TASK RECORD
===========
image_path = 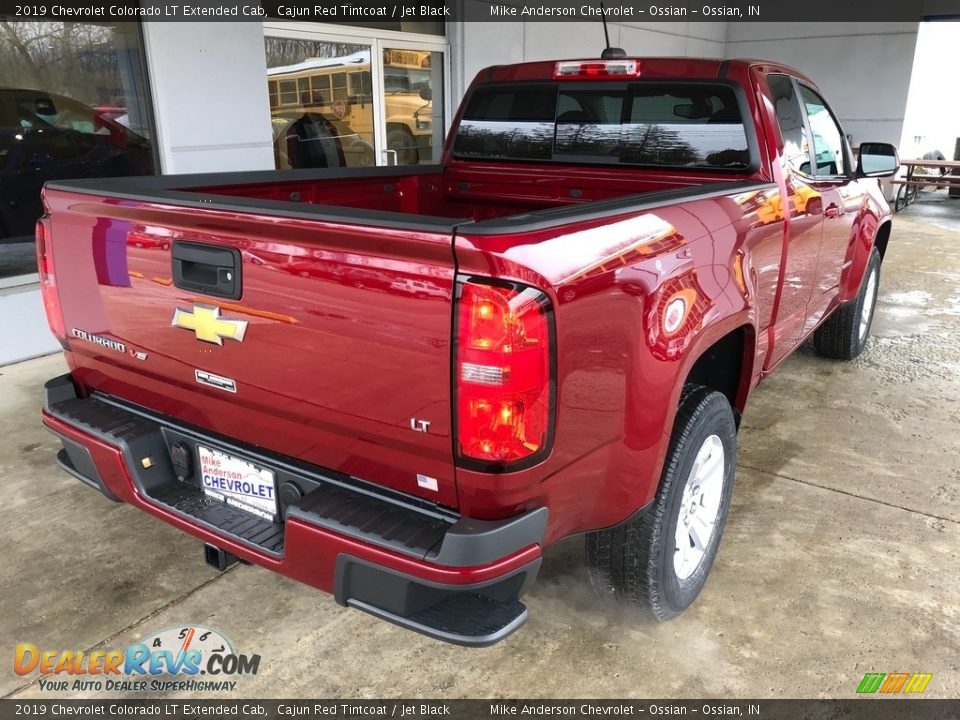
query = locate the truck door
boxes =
[795,83,865,334]
[763,73,825,369]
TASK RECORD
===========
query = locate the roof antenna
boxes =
[599,2,626,59]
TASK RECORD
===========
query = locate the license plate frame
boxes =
[198,445,278,522]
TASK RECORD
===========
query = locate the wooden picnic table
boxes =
[900,159,960,168]
[892,158,960,211]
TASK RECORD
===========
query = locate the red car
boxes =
[38,57,898,645]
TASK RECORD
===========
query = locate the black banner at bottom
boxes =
[1,700,958,720]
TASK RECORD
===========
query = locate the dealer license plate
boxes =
[198,445,278,522]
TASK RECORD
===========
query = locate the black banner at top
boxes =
[1,0,959,22]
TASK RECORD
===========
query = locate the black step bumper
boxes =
[42,373,546,646]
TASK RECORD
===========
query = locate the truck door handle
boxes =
[172,241,242,300]
[824,204,841,219]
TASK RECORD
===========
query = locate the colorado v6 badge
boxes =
[172,305,248,345]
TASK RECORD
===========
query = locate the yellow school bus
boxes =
[267,49,434,164]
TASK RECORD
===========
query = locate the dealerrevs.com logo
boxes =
[14,626,259,693]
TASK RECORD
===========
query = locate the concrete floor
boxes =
[2,201,959,699]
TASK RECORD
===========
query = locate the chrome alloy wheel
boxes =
[674,434,725,581]
[859,265,878,342]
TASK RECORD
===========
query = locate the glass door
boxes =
[264,32,379,170]
[378,43,445,166]
[264,27,448,169]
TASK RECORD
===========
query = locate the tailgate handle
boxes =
[172,242,242,300]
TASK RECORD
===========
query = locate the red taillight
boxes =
[455,277,554,469]
[554,59,641,79]
[36,218,66,344]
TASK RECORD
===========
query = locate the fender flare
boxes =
[841,215,890,304]
[679,314,758,403]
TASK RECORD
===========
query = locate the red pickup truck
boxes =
[39,57,898,646]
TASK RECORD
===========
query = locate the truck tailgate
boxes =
[43,188,459,509]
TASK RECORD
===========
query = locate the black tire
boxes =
[813,247,881,361]
[387,127,419,166]
[585,385,737,620]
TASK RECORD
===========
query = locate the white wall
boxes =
[142,22,275,174]
[725,22,920,147]
[0,286,59,366]
[900,21,960,159]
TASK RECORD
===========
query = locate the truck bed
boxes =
[48,164,765,232]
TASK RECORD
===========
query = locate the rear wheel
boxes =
[387,126,419,166]
[585,385,737,620]
[813,247,881,361]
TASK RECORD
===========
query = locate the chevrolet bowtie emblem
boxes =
[171,305,248,345]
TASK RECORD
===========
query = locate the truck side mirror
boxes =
[857,142,899,178]
[419,87,432,102]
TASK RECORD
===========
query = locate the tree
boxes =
[265,37,365,70]
[0,20,125,104]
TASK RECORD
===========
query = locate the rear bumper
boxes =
[42,373,545,646]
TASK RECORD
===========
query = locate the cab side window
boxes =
[799,85,847,177]
[766,74,813,177]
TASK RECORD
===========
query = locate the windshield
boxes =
[384,68,432,94]
[453,82,754,171]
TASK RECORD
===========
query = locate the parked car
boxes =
[94,105,127,122]
[38,57,898,646]
[0,89,152,245]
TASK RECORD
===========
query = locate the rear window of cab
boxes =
[453,82,754,171]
